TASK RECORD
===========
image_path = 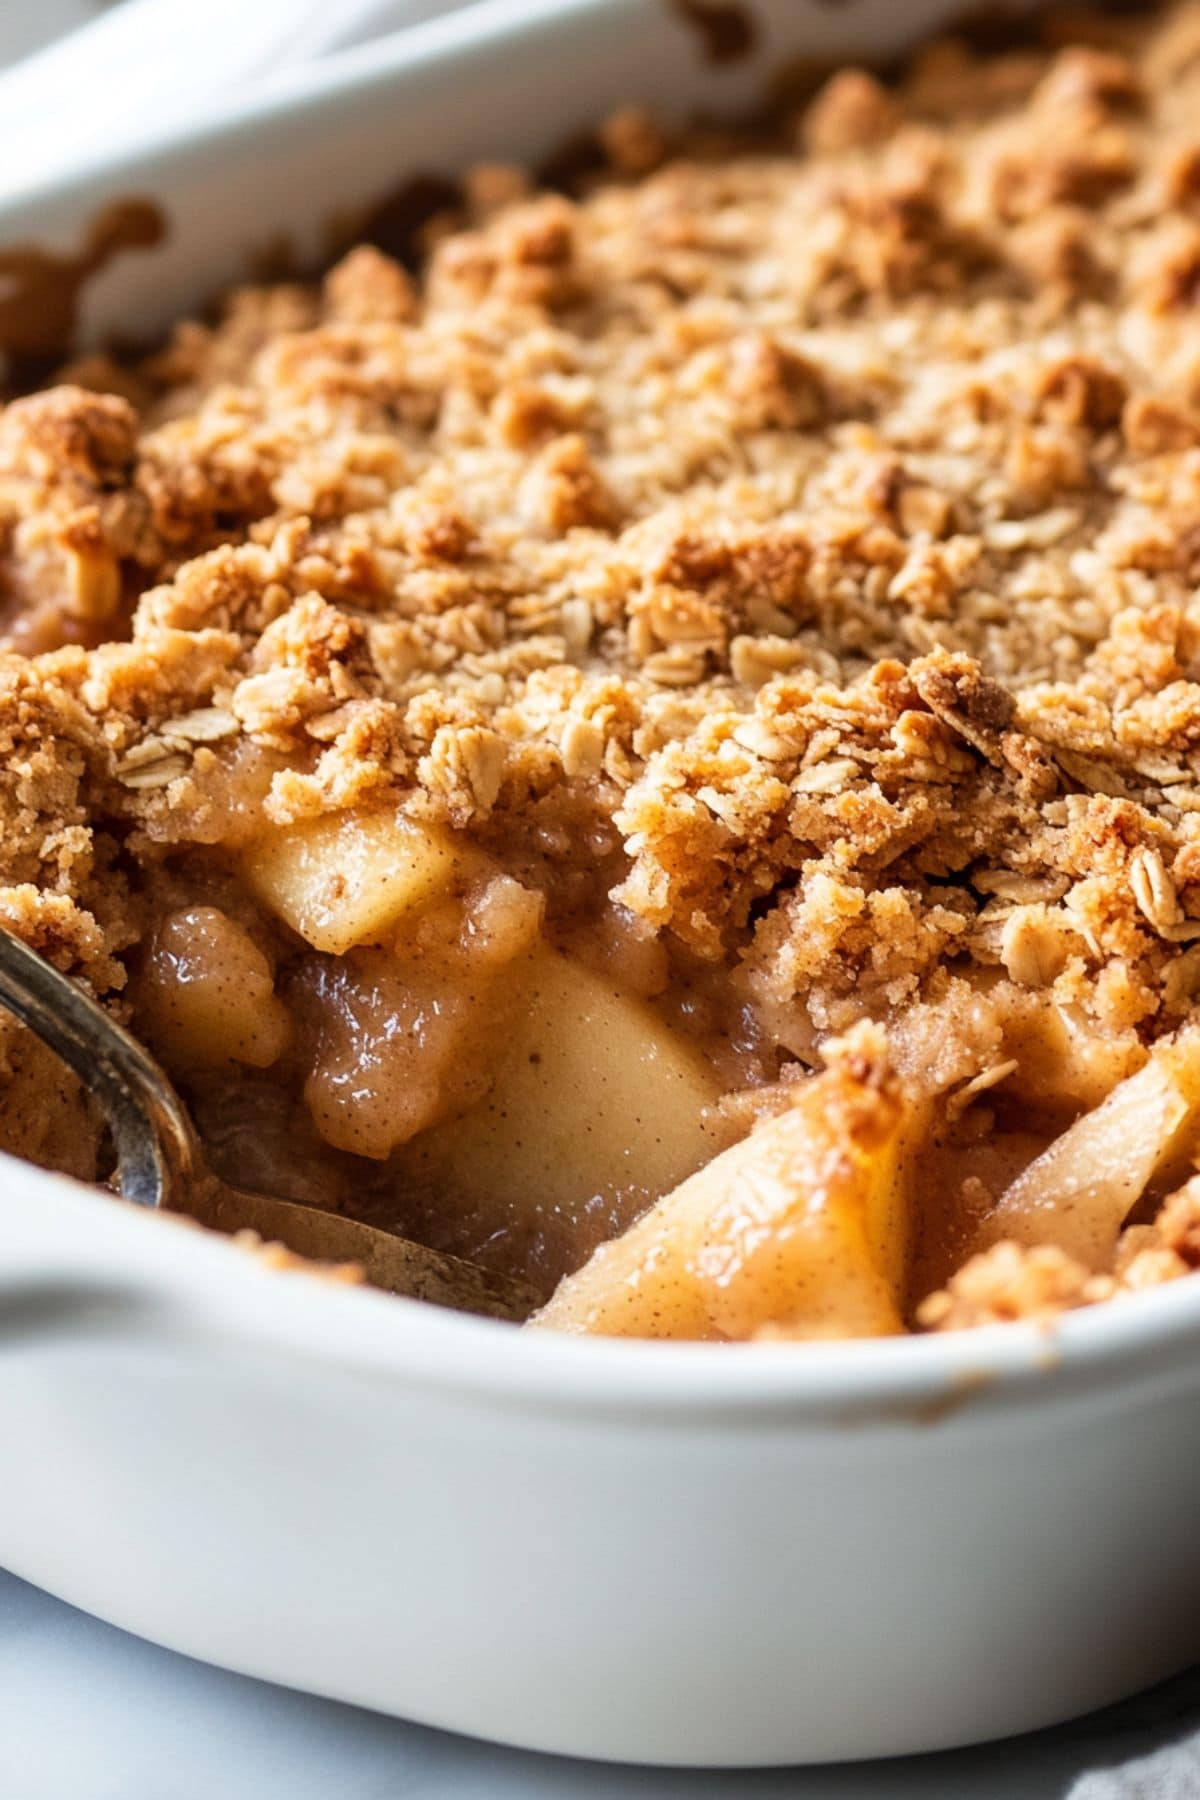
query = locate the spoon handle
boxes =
[0,926,196,1207]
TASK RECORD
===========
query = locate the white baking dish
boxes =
[2,0,1197,1769]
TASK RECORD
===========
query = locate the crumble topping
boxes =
[4,5,1200,1324]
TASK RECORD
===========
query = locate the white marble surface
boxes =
[1,1569,1198,1800]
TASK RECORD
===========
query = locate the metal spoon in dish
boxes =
[0,925,537,1323]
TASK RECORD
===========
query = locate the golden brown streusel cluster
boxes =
[6,4,1200,1325]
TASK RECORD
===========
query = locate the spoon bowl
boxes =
[0,924,537,1323]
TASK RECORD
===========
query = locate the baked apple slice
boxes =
[979,1024,1200,1269]
[245,809,467,954]
[533,1028,916,1340]
[397,945,724,1271]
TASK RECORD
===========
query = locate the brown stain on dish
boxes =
[538,131,610,197]
[357,174,465,266]
[835,1367,998,1429]
[0,198,165,385]
[244,233,302,286]
[668,0,758,65]
[765,1,1084,116]
[903,1368,996,1425]
[237,178,468,315]
[765,54,844,113]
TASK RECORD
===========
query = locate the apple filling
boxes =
[130,809,732,1298]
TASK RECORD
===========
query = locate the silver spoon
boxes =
[0,925,537,1323]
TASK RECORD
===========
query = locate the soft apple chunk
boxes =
[244,809,465,954]
[296,876,546,1161]
[137,907,291,1071]
[533,1031,914,1340]
[1000,995,1145,1116]
[980,1023,1200,1269]
[399,946,724,1274]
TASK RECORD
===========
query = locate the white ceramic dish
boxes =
[3,0,1199,1770]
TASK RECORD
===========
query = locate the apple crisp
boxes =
[6,4,1200,1336]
